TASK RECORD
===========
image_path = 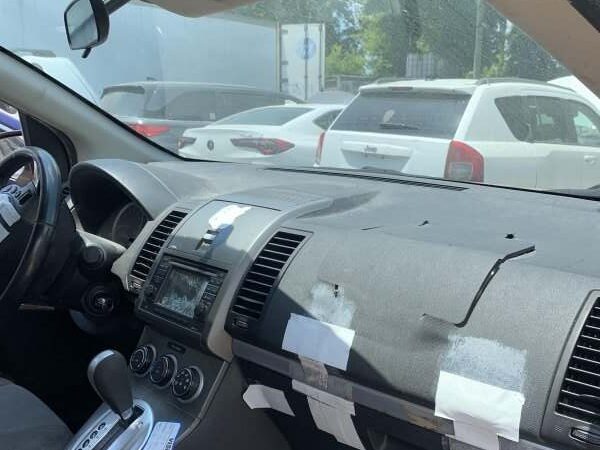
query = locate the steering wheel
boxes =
[0,147,62,307]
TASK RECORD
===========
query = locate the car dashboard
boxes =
[68,158,600,450]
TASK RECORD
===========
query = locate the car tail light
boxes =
[315,132,326,165]
[230,138,294,155]
[444,140,484,182]
[177,136,196,150]
[128,123,170,138]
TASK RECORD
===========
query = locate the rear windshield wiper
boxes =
[379,122,420,131]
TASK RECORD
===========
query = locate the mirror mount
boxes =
[64,0,110,58]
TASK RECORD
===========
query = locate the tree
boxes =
[359,0,421,78]
[238,0,568,82]
[325,43,365,76]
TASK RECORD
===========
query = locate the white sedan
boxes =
[177,104,344,166]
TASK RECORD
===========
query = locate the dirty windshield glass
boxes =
[2,0,600,191]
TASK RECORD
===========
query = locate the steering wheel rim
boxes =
[0,147,62,305]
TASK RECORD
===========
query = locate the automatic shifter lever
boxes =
[88,350,134,421]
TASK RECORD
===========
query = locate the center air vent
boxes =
[556,296,600,424]
[228,230,306,333]
[129,209,188,289]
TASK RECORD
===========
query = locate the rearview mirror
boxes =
[64,0,109,54]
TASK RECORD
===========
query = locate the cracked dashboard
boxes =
[71,158,600,450]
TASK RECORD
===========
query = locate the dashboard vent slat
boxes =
[129,209,188,289]
[557,297,600,424]
[229,230,306,331]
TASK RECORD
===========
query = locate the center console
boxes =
[138,255,227,340]
[96,193,325,450]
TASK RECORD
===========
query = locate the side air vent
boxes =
[229,230,306,332]
[556,297,600,424]
[130,209,188,288]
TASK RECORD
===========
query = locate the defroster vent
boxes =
[130,209,188,289]
[557,297,600,424]
[229,230,306,332]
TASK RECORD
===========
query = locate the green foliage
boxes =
[238,0,568,81]
[325,43,365,76]
[360,0,421,78]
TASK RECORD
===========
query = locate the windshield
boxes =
[3,0,600,192]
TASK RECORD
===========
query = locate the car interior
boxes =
[2,0,600,450]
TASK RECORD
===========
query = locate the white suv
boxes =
[317,78,600,190]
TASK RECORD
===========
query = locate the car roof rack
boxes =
[477,77,573,91]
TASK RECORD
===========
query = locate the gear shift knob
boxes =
[88,350,134,421]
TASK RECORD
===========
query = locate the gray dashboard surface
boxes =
[87,159,600,442]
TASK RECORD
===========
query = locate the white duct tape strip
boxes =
[282,313,355,370]
[0,195,20,227]
[435,371,525,450]
[208,204,251,231]
[293,380,365,450]
[243,384,295,416]
[0,223,8,244]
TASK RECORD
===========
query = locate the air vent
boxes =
[557,297,600,424]
[130,209,188,286]
[229,231,306,329]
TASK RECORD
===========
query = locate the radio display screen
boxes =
[156,267,209,319]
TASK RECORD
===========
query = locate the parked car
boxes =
[178,104,344,166]
[318,78,600,190]
[100,82,302,151]
[0,101,20,131]
[16,50,98,104]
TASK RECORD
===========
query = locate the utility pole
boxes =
[473,0,485,79]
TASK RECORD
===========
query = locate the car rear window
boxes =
[100,87,146,117]
[145,88,216,121]
[101,86,217,121]
[216,92,288,119]
[216,107,313,126]
[314,110,342,130]
[331,91,470,138]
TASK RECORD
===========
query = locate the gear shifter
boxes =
[87,350,134,421]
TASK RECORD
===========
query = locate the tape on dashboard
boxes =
[435,371,525,450]
[293,380,365,450]
[282,313,355,371]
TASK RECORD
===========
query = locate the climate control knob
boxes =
[172,366,203,402]
[129,345,156,375]
[149,354,177,387]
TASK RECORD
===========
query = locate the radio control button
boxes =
[149,354,177,387]
[172,367,203,402]
[129,345,156,375]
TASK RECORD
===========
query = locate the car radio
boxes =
[138,256,226,334]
